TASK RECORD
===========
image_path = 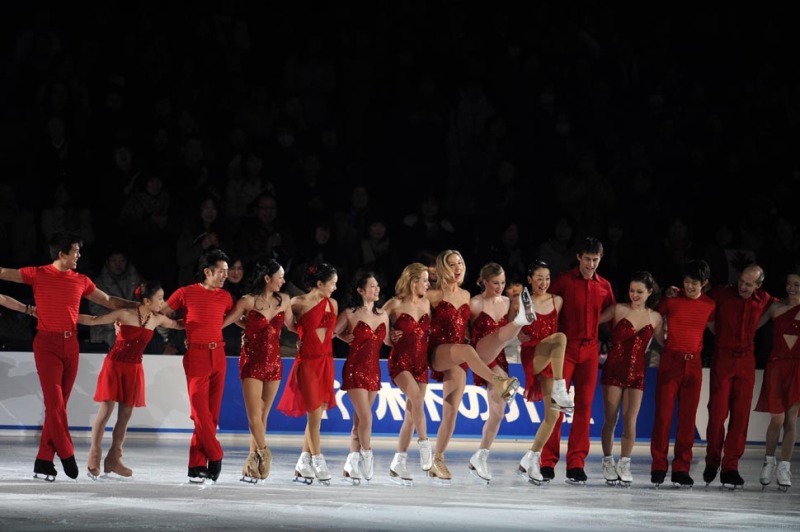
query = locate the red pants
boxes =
[183,345,227,467]
[541,340,598,470]
[705,349,755,472]
[33,332,79,461]
[650,349,702,473]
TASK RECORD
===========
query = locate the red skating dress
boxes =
[239,310,285,381]
[756,304,800,414]
[600,318,654,390]
[342,321,386,391]
[388,313,430,385]
[470,312,509,387]
[428,301,471,382]
[519,300,557,402]
[277,298,337,417]
[93,325,153,407]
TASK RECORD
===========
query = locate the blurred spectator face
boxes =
[145,175,163,196]
[368,220,387,240]
[256,196,278,224]
[555,217,572,242]
[200,199,218,224]
[421,197,438,219]
[502,223,519,247]
[351,186,369,209]
[152,127,169,151]
[114,146,133,171]
[228,260,244,284]
[107,252,128,276]
[244,154,263,177]
[315,223,331,244]
[183,138,204,165]
[276,127,294,148]
[47,116,66,143]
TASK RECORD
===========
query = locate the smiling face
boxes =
[483,271,506,297]
[628,281,652,307]
[445,252,465,286]
[266,266,286,292]
[527,267,551,296]
[59,243,81,271]
[736,267,762,299]
[204,261,229,289]
[228,260,244,284]
[682,276,705,299]
[358,276,381,304]
[317,274,338,298]
[413,270,430,298]
[786,274,800,298]
[145,289,166,312]
[577,252,602,280]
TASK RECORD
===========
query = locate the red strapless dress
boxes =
[756,304,800,413]
[388,313,430,385]
[519,306,557,402]
[470,312,509,387]
[601,318,654,390]
[239,310,285,381]
[342,321,386,391]
[93,324,153,407]
[428,301,470,382]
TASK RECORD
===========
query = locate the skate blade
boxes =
[604,479,620,486]
[341,474,362,486]
[549,403,574,414]
[617,481,632,488]
[388,473,413,487]
[426,472,452,485]
[316,479,331,486]
[102,472,133,481]
[672,483,693,489]
[33,473,56,483]
[503,380,520,403]
[565,479,586,486]
[187,476,209,485]
[240,475,259,484]
[777,485,791,492]
[468,467,491,485]
[720,484,743,491]
[293,476,314,485]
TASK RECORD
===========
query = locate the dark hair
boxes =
[48,232,83,261]
[348,270,381,314]
[576,236,603,256]
[248,259,284,307]
[198,248,230,274]
[526,259,549,276]
[629,271,658,308]
[682,259,711,284]
[134,280,163,301]
[303,262,337,290]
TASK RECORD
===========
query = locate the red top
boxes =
[296,297,336,358]
[20,264,96,332]
[108,325,155,363]
[166,283,233,343]
[708,285,776,355]
[657,294,716,353]
[549,267,615,342]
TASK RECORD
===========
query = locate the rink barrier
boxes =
[0,351,785,443]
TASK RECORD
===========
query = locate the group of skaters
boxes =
[0,232,798,492]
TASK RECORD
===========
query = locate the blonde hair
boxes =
[477,262,504,288]
[435,249,466,289]
[394,263,428,300]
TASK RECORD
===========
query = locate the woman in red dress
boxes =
[221,259,295,482]
[334,270,389,483]
[78,281,183,479]
[276,262,338,484]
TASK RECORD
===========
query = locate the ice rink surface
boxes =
[0,433,798,531]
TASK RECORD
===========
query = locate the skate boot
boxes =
[777,461,792,492]
[703,463,719,486]
[540,466,555,481]
[720,469,744,490]
[418,439,433,471]
[650,469,667,488]
[616,457,633,487]
[61,455,79,480]
[671,470,694,488]
[208,459,222,482]
[87,447,102,480]
[491,374,521,403]
[312,454,332,485]
[519,450,544,485]
[256,446,272,480]
[468,448,492,484]
[240,452,260,484]
[343,452,363,485]
[188,466,210,483]
[550,379,574,413]
[360,449,374,481]
[104,448,132,478]
[389,452,413,486]
[294,452,315,484]
[33,458,57,482]
[513,287,537,325]
[602,456,618,486]
[428,453,452,481]
[566,467,587,486]
[760,456,776,487]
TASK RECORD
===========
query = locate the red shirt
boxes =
[166,283,233,343]
[20,264,96,332]
[549,267,615,342]
[709,285,776,355]
[657,293,716,353]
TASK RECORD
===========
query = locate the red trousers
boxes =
[705,349,755,472]
[33,332,79,461]
[541,340,598,470]
[183,345,227,467]
[650,349,702,473]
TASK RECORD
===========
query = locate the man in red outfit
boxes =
[703,264,777,488]
[0,232,137,481]
[541,237,615,483]
[163,248,233,483]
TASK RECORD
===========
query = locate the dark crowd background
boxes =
[0,2,798,365]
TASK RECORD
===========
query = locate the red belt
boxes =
[38,330,76,338]
[186,341,225,350]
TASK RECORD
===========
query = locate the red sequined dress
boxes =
[600,318,654,390]
[93,325,154,407]
[756,304,800,413]
[519,299,557,402]
[277,298,337,417]
[428,301,470,382]
[388,313,430,385]
[342,321,386,391]
[239,310,285,381]
[470,312,509,387]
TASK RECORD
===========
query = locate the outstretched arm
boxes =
[85,287,138,310]
[0,293,34,316]
[78,309,128,326]
[0,267,23,283]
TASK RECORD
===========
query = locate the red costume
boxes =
[706,285,776,472]
[166,284,233,468]
[94,325,153,407]
[470,312,509,387]
[755,304,800,413]
[428,301,470,382]
[239,310,285,381]
[601,319,654,390]
[277,298,337,417]
[542,268,615,471]
[20,265,96,463]
[519,300,557,402]
[650,294,715,473]
[388,313,430,385]
[341,321,385,391]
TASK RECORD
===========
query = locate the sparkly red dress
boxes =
[756,304,800,413]
[428,301,471,382]
[277,298,337,417]
[520,299,557,402]
[342,321,386,391]
[388,313,430,385]
[470,312,509,387]
[600,319,654,390]
[93,325,153,407]
[239,310,285,381]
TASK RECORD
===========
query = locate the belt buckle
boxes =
[63,331,73,339]
[208,342,217,350]
[683,353,694,361]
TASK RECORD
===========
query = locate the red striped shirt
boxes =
[20,264,96,332]
[657,293,716,353]
[166,283,233,343]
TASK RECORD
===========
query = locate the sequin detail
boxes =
[755,304,800,413]
[388,313,430,384]
[428,301,470,382]
[239,310,285,381]
[470,312,509,387]
[342,321,386,391]
[520,305,558,402]
[601,319,654,390]
[108,325,154,364]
